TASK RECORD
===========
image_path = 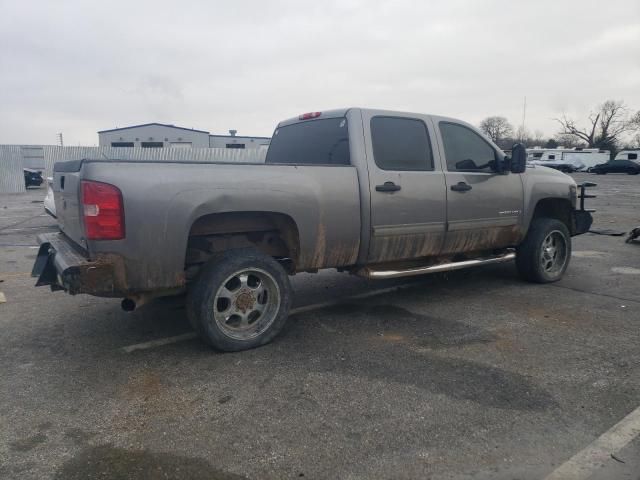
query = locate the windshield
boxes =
[265,118,350,165]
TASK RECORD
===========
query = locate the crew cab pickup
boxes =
[33,108,594,351]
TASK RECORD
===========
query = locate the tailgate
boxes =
[53,160,86,248]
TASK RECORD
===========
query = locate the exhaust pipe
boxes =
[121,293,156,312]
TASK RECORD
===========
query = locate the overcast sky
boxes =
[1,0,639,145]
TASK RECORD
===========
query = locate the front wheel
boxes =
[187,248,292,351]
[516,218,571,283]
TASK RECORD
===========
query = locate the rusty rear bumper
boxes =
[32,232,124,296]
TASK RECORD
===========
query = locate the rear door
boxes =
[362,112,447,263]
[434,120,524,254]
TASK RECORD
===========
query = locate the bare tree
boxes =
[479,116,513,144]
[630,110,640,142]
[555,100,634,150]
[514,125,529,143]
[553,133,586,148]
[533,130,545,145]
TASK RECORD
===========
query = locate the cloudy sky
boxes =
[1,0,639,145]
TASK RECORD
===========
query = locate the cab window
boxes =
[370,117,434,171]
[266,118,350,165]
[439,122,497,173]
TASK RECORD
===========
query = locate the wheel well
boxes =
[185,212,300,276]
[531,198,574,234]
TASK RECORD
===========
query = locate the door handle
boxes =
[450,182,472,192]
[376,182,401,192]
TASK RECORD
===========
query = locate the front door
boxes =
[433,120,524,254]
[364,113,447,263]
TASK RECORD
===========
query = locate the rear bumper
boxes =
[32,232,125,296]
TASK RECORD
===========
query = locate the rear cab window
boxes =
[370,116,434,171]
[266,118,350,165]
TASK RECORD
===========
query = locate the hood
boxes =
[525,164,575,182]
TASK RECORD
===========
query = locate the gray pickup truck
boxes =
[33,108,595,351]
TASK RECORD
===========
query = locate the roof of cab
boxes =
[276,108,354,127]
[276,107,473,128]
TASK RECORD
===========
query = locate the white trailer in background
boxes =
[614,150,639,161]
[527,148,610,172]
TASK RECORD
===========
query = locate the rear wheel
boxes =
[516,218,571,283]
[187,248,292,351]
[627,168,639,175]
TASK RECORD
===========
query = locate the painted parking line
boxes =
[288,283,417,316]
[122,332,198,353]
[544,405,640,480]
[0,272,31,278]
[121,282,418,353]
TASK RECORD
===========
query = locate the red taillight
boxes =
[81,180,125,240]
[298,111,322,120]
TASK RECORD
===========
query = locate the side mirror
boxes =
[509,143,527,174]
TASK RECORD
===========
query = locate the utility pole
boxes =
[57,133,64,147]
[520,96,527,141]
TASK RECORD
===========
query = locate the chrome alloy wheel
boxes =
[540,230,568,275]
[212,268,281,341]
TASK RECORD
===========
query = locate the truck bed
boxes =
[52,158,362,292]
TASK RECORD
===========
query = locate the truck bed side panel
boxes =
[81,161,361,291]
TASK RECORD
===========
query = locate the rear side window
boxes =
[629,153,638,160]
[440,122,497,172]
[266,118,350,165]
[370,117,433,171]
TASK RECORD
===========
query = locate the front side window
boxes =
[370,116,434,171]
[439,122,497,173]
[266,118,350,165]
[629,153,638,160]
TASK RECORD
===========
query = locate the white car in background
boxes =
[44,177,56,218]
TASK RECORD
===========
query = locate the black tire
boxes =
[187,248,292,351]
[627,168,639,175]
[516,218,571,283]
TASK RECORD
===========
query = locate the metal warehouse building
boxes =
[98,123,270,150]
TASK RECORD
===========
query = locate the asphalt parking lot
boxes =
[1,173,639,480]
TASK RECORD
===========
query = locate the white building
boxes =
[98,123,270,150]
[209,130,270,150]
